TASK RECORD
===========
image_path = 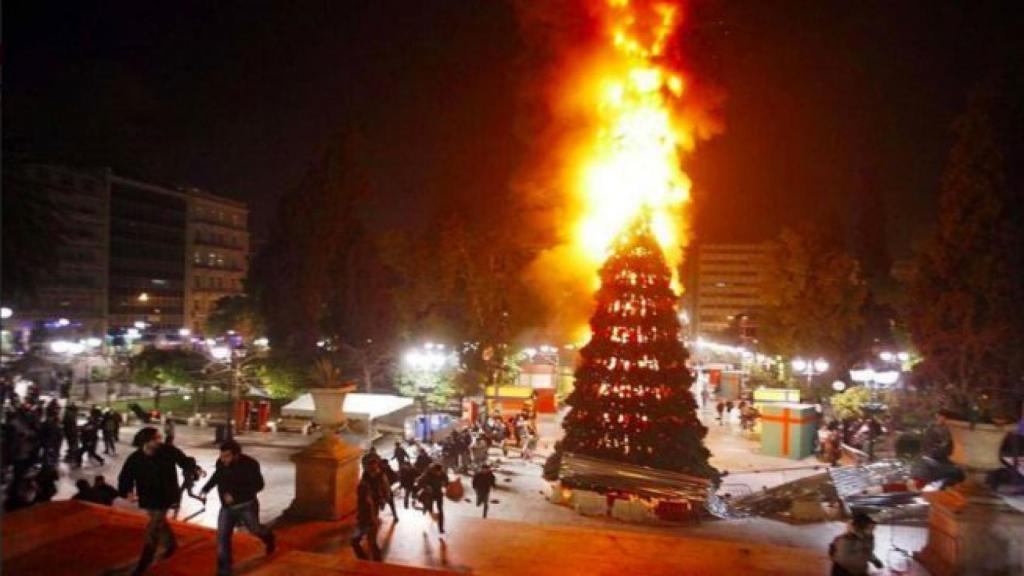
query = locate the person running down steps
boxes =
[118,427,205,576]
[472,464,497,518]
[200,439,276,576]
[417,462,449,534]
[351,453,386,561]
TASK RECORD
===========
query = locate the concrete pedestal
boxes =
[916,481,1024,575]
[286,433,363,520]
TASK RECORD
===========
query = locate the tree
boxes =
[830,386,871,421]
[759,227,869,370]
[557,218,717,479]
[907,74,1024,420]
[254,135,369,362]
[254,360,303,400]
[206,295,264,340]
[131,348,206,410]
[253,133,404,390]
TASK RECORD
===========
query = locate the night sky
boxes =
[5,1,1018,256]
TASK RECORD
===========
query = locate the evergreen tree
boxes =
[908,74,1024,415]
[558,217,717,479]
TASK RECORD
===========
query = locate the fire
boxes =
[571,0,694,277]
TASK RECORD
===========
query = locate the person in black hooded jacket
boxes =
[118,427,203,576]
[200,439,276,576]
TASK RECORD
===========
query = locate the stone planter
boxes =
[308,385,357,431]
[287,383,361,520]
[916,417,1023,575]
[947,418,1013,473]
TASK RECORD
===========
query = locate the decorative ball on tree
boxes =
[556,216,717,480]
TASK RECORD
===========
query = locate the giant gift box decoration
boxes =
[752,388,800,404]
[759,403,817,459]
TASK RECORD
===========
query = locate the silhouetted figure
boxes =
[378,457,399,519]
[80,417,105,465]
[102,409,121,455]
[72,479,95,502]
[392,441,410,467]
[472,464,497,518]
[92,475,118,506]
[399,462,417,509]
[351,454,384,561]
[417,463,449,534]
[63,404,80,465]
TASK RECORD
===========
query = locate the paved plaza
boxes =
[42,407,929,574]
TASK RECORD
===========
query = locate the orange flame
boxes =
[522,0,716,342]
[570,1,692,280]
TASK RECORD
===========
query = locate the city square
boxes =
[3,1,1023,575]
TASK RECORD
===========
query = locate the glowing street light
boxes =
[210,346,232,361]
[849,366,900,461]
[404,343,453,441]
[138,292,150,303]
[791,356,829,386]
[0,307,12,319]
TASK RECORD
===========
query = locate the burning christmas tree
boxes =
[554,215,716,481]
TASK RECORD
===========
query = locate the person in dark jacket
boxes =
[62,403,80,465]
[102,409,121,455]
[92,475,119,505]
[35,464,59,504]
[79,417,105,465]
[417,462,449,534]
[351,454,385,561]
[40,412,63,467]
[200,440,275,576]
[72,479,95,502]
[414,448,432,476]
[118,427,204,576]
[472,464,497,518]
[392,441,410,467]
[378,457,399,520]
[398,461,418,509]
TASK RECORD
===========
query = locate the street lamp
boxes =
[848,366,899,461]
[791,356,830,386]
[208,345,241,439]
[404,343,452,442]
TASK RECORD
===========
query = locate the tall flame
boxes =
[520,0,717,342]
[572,1,692,279]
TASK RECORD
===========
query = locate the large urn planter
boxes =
[947,418,1013,475]
[287,383,362,520]
[308,385,357,434]
[916,418,1024,576]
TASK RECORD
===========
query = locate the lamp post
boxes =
[848,366,899,461]
[404,343,450,442]
[791,357,830,387]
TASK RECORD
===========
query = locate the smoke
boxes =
[513,0,724,343]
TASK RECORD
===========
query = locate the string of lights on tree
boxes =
[560,216,717,479]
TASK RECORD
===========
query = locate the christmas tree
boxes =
[558,216,717,480]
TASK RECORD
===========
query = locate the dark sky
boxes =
[6,1,1017,256]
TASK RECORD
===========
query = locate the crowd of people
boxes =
[713,399,761,431]
[351,416,513,562]
[2,380,122,511]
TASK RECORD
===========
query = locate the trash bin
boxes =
[214,424,227,444]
